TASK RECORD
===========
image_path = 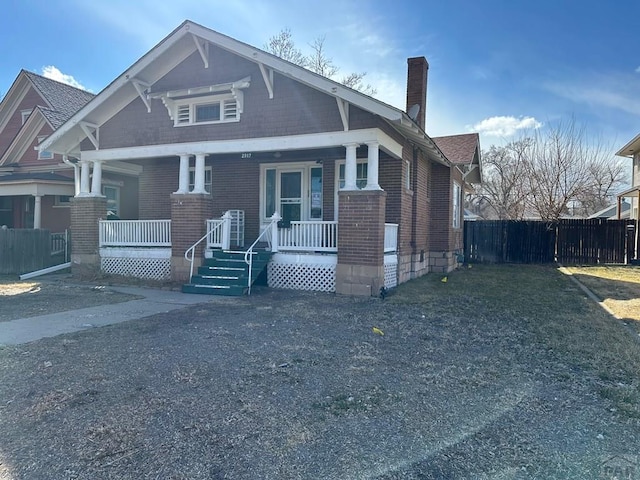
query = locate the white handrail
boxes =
[244,212,281,295]
[185,211,232,282]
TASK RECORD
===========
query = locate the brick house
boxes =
[40,20,482,295]
[0,71,94,230]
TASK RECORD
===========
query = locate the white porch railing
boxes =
[278,221,338,252]
[206,217,229,249]
[99,219,171,247]
[384,223,398,253]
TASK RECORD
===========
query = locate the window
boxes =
[37,136,53,160]
[404,159,411,190]
[174,95,239,126]
[54,195,72,207]
[338,162,368,189]
[102,185,120,218]
[188,166,212,194]
[21,109,31,125]
[452,182,461,229]
[0,197,11,227]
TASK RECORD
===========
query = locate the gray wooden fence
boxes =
[0,229,53,274]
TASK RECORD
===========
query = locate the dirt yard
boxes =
[0,265,639,479]
[0,274,143,323]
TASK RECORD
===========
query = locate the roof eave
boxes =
[41,20,408,155]
[616,132,640,157]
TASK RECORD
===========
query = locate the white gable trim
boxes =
[79,128,402,162]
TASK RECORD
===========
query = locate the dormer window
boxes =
[150,76,250,127]
[173,95,239,126]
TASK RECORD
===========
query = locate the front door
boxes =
[279,170,302,224]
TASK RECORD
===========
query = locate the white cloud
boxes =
[470,116,542,136]
[41,66,88,91]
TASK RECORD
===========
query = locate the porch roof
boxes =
[0,172,74,196]
[39,20,450,167]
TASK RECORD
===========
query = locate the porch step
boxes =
[183,248,272,296]
[182,283,246,296]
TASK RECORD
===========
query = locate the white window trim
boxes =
[404,159,412,191]
[453,181,461,229]
[21,109,31,125]
[173,93,240,127]
[259,162,320,225]
[37,136,53,160]
[188,166,212,194]
[334,158,368,219]
[53,195,72,208]
[102,185,120,217]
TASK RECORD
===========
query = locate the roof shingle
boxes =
[432,133,480,166]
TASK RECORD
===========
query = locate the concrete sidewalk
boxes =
[0,286,219,346]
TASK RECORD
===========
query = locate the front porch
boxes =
[98,215,399,293]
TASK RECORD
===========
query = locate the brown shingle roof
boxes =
[432,133,479,166]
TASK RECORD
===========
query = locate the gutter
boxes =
[62,155,80,196]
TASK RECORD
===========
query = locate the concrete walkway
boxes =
[0,286,217,346]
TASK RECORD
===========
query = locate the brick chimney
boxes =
[406,56,429,130]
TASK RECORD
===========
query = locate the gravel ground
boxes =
[0,282,638,479]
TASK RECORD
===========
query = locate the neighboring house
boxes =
[588,201,630,219]
[616,134,640,221]
[40,20,481,296]
[0,70,94,230]
[432,133,482,223]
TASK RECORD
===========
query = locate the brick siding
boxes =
[70,196,107,255]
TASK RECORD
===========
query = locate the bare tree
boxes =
[475,140,530,219]
[265,29,377,96]
[474,119,627,221]
[524,119,627,221]
[263,28,306,66]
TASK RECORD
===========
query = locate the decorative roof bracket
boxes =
[79,122,99,150]
[192,33,209,68]
[258,63,274,99]
[131,79,152,113]
[336,98,349,131]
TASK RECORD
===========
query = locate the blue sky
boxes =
[1,0,639,154]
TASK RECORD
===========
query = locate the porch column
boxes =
[79,160,91,196]
[364,141,381,190]
[33,194,42,229]
[342,143,359,190]
[192,153,207,194]
[90,160,103,197]
[174,154,191,194]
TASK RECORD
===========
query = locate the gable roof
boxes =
[0,70,94,165]
[22,71,94,120]
[433,133,482,183]
[40,20,450,166]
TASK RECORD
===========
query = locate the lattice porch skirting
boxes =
[100,247,171,280]
[384,254,398,289]
[268,253,337,292]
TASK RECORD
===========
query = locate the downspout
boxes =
[62,155,80,196]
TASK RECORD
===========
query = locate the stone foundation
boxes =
[335,264,385,296]
[428,251,462,273]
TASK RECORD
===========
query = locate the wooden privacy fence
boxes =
[464,219,637,265]
[0,229,53,274]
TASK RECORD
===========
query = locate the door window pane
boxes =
[280,171,302,223]
[265,169,276,218]
[310,167,322,219]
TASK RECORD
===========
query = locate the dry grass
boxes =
[564,265,640,322]
[0,275,142,322]
[391,264,640,419]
